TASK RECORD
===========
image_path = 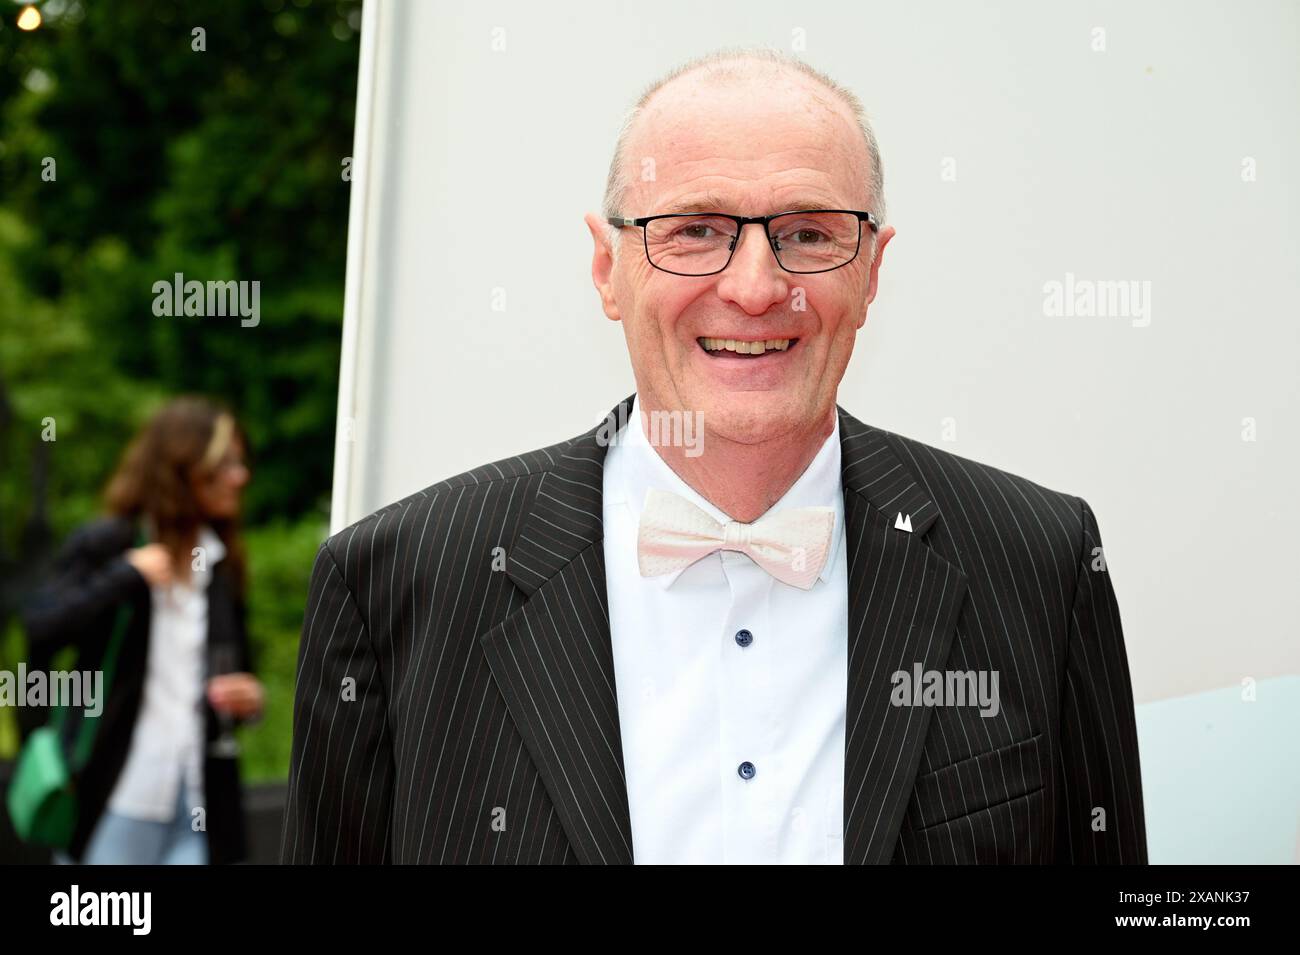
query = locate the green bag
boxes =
[6,600,132,848]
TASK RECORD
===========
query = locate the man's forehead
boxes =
[624,73,870,213]
[628,141,869,215]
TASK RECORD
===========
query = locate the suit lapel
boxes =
[836,406,969,863]
[478,396,635,864]
[479,394,967,865]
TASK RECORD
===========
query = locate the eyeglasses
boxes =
[195,453,249,484]
[606,209,879,276]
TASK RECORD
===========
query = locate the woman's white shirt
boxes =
[106,525,225,822]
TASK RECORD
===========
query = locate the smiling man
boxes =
[282,48,1147,865]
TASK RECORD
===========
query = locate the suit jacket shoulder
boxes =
[314,424,594,650]
[866,424,1095,595]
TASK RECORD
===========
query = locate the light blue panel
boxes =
[1135,675,1299,864]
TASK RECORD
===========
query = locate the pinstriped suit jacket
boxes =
[281,393,1147,864]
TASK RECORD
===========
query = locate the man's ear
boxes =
[859,224,896,327]
[584,212,622,322]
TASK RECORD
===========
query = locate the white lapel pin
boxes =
[894,512,913,533]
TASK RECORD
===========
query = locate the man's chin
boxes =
[694,397,804,447]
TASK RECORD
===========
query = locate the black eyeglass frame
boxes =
[606,209,880,276]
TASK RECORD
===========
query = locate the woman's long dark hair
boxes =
[101,396,249,597]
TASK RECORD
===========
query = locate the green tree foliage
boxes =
[0,0,362,778]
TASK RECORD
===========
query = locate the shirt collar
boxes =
[197,524,227,567]
[610,394,844,591]
[139,515,227,565]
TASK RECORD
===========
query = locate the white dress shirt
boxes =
[602,395,849,864]
[107,525,223,821]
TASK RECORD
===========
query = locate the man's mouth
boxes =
[697,337,799,358]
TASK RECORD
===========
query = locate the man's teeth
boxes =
[699,338,792,355]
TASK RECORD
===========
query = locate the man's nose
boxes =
[715,223,789,316]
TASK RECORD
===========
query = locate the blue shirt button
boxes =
[737,760,757,780]
[734,629,753,647]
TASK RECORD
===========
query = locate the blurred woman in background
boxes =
[22,396,263,864]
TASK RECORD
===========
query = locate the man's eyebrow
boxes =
[656,194,732,215]
[655,196,842,215]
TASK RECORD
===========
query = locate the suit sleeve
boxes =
[281,541,395,864]
[1054,498,1149,863]
[22,524,147,659]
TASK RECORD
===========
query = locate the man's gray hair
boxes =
[601,47,887,262]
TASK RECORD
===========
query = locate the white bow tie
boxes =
[636,488,835,590]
